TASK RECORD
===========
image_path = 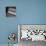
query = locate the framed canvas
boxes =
[18,24,46,42]
[6,6,16,17]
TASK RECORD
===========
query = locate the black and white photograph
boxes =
[6,6,16,17]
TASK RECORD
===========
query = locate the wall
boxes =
[0,0,18,44]
[16,0,46,24]
[0,0,46,44]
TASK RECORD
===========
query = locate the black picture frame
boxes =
[6,6,16,17]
